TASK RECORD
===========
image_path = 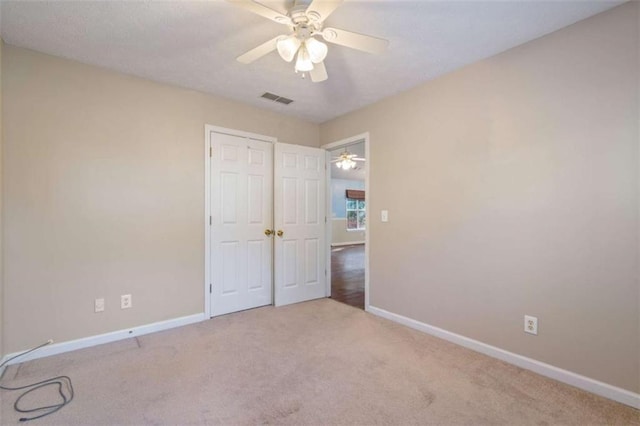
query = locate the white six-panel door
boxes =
[210,132,273,316]
[274,142,326,306]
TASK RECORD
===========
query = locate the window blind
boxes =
[345,189,365,200]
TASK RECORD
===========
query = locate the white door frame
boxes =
[204,124,277,318]
[321,132,371,310]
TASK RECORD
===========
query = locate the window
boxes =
[346,198,366,230]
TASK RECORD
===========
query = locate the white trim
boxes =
[364,134,370,310]
[204,126,212,318]
[205,125,277,144]
[331,241,365,247]
[325,150,333,297]
[321,132,370,309]
[204,125,277,318]
[367,305,640,409]
[1,313,206,367]
[322,132,369,151]
[0,357,9,378]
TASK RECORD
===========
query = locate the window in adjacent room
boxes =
[346,189,365,230]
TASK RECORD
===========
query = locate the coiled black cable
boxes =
[0,341,74,422]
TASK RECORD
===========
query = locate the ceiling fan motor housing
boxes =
[290,5,310,24]
[295,25,315,41]
[290,6,322,40]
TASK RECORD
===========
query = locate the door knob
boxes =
[264,229,274,236]
[277,230,284,237]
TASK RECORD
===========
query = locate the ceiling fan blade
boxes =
[227,0,292,25]
[305,0,343,23]
[353,158,366,161]
[309,60,328,82]
[322,27,388,54]
[237,36,281,64]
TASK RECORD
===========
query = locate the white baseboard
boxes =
[367,305,640,409]
[0,356,8,378]
[0,313,206,368]
[331,241,365,247]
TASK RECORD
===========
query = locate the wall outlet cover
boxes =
[524,315,538,335]
[121,294,132,309]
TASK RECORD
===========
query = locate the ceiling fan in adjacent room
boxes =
[228,0,389,82]
[331,150,365,170]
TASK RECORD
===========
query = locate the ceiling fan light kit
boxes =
[332,150,365,170]
[305,37,328,63]
[276,35,301,62]
[229,0,389,83]
[335,158,357,170]
[295,45,314,72]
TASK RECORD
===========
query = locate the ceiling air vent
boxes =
[260,92,294,105]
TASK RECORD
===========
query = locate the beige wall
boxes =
[2,46,319,353]
[331,219,364,246]
[321,3,639,393]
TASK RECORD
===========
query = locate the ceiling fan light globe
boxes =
[295,46,314,72]
[276,36,301,63]
[336,158,356,170]
[305,37,328,63]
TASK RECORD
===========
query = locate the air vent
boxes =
[260,92,294,105]
[261,92,279,101]
[275,97,293,105]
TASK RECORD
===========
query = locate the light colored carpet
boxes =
[1,299,638,425]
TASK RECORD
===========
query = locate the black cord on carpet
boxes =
[0,341,74,422]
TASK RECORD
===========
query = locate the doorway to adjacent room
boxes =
[323,135,369,310]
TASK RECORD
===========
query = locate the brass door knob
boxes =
[264,229,274,236]
[277,230,284,237]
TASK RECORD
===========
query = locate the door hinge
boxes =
[209,284,212,293]
[209,147,213,157]
[325,216,327,223]
[209,216,212,225]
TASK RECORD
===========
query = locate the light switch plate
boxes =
[381,210,389,222]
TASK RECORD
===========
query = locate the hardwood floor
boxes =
[330,244,365,310]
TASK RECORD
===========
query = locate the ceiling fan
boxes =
[228,0,389,82]
[331,150,365,170]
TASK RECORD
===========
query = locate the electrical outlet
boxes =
[121,294,132,309]
[524,315,538,335]
[94,298,105,313]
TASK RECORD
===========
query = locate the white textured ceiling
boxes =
[0,0,623,123]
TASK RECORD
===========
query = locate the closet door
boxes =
[210,132,273,316]
[273,142,327,306]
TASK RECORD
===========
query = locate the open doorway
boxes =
[324,137,367,310]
